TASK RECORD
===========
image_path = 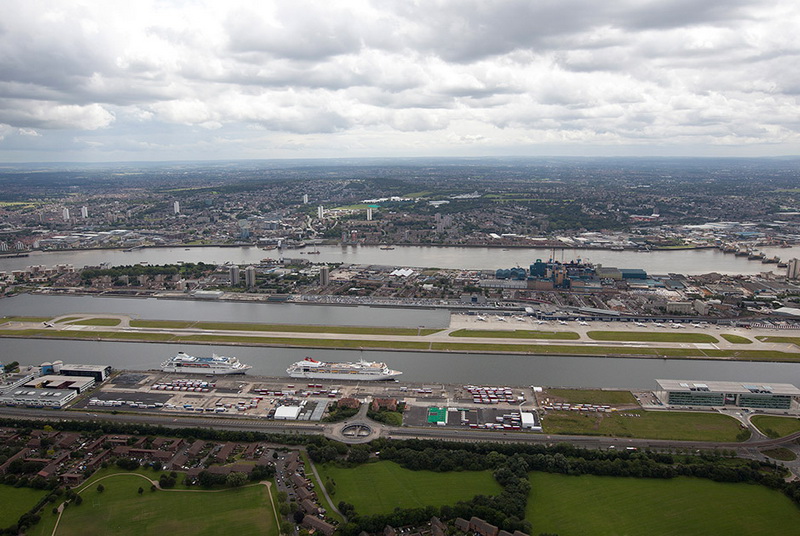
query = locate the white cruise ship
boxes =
[286,357,402,381]
[161,352,251,375]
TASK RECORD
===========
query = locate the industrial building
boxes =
[1,388,76,408]
[655,380,800,410]
[24,375,95,393]
[57,364,111,382]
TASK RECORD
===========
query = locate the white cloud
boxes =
[0,0,797,160]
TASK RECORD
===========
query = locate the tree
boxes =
[280,521,294,535]
[97,484,104,493]
[74,495,83,506]
[293,510,306,524]
[226,472,248,488]
[137,487,144,495]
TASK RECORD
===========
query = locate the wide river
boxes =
[1,244,798,275]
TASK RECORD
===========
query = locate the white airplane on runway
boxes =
[654,322,665,328]
[536,320,548,325]
[692,323,702,328]
[558,320,568,325]
[634,322,647,327]
[578,321,589,326]
[496,316,507,321]
[476,315,488,322]
[515,316,526,322]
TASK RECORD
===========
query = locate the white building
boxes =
[173,201,180,215]
[303,194,309,204]
[274,405,301,420]
[81,206,89,219]
[366,207,373,221]
[62,208,70,222]
[230,265,240,285]
[317,205,324,219]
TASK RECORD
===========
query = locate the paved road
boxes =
[3,406,799,454]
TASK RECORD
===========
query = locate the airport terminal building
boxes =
[656,380,800,410]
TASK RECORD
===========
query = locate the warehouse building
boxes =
[655,380,800,410]
[57,364,111,382]
[24,375,95,393]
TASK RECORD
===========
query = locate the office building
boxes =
[229,265,240,286]
[656,379,800,410]
[319,265,330,286]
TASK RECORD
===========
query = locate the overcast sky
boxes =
[1,0,798,162]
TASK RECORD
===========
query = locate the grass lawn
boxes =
[587,330,718,343]
[756,336,800,347]
[543,388,637,406]
[0,316,51,324]
[542,410,747,442]
[721,334,752,344]
[761,448,797,461]
[0,484,47,528]
[130,319,441,336]
[526,472,800,536]
[449,329,580,340]
[750,415,800,438]
[317,461,501,516]
[32,473,275,536]
[69,318,121,326]
[130,320,195,329]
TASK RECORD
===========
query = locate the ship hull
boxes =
[287,370,401,381]
[162,365,249,375]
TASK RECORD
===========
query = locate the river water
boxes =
[1,244,798,275]
[2,338,799,390]
[0,294,449,328]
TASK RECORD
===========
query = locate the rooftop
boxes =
[656,379,800,396]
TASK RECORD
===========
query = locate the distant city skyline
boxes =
[1,0,799,162]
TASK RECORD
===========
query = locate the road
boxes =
[3,406,799,457]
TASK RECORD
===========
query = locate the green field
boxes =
[130,319,440,336]
[0,484,47,528]
[526,472,800,536]
[751,415,800,438]
[69,318,121,326]
[316,461,502,516]
[543,388,637,406]
[0,316,51,324]
[30,473,275,536]
[449,329,580,340]
[757,336,800,347]
[542,410,747,441]
[587,330,718,343]
[721,334,752,344]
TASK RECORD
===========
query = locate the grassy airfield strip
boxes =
[542,388,638,406]
[130,319,442,336]
[449,328,580,340]
[587,330,719,343]
[721,333,753,344]
[526,472,800,536]
[3,319,800,362]
[317,461,502,516]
